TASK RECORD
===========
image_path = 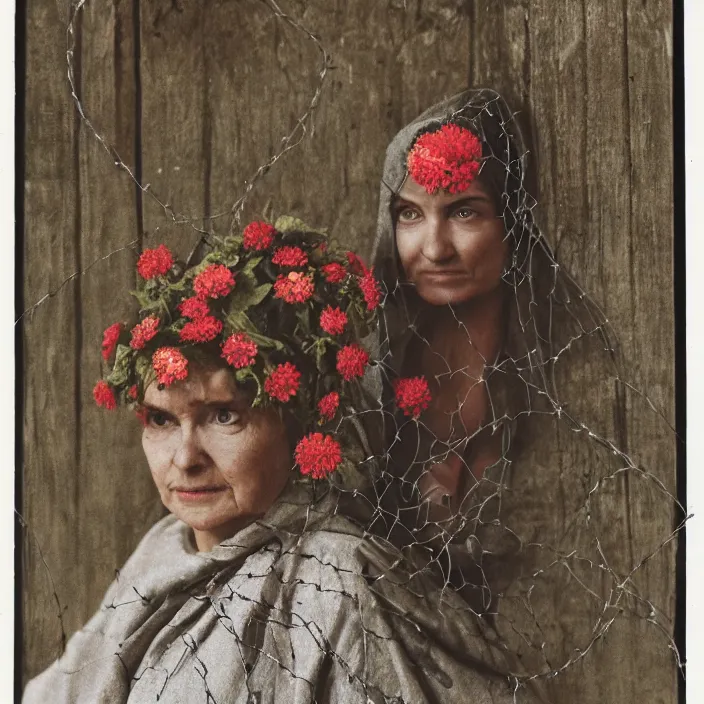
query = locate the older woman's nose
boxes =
[420,218,454,263]
[172,427,207,472]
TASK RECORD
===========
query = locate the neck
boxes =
[193,515,261,552]
[422,285,506,360]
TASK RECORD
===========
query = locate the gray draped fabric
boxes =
[24,483,541,703]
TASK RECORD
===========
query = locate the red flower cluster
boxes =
[130,316,160,350]
[407,123,482,195]
[101,322,122,361]
[243,221,276,251]
[295,432,342,479]
[318,391,340,422]
[221,332,258,369]
[137,244,174,280]
[273,272,315,304]
[193,264,235,300]
[358,270,382,310]
[336,344,370,381]
[321,262,347,284]
[394,376,432,418]
[179,315,223,343]
[93,380,116,410]
[319,306,348,336]
[346,251,368,276]
[264,362,301,402]
[272,246,308,268]
[178,296,210,320]
[152,347,189,387]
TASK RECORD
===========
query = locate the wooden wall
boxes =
[21,0,676,700]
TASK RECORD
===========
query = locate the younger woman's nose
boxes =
[420,218,455,263]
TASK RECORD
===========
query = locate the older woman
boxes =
[23,218,540,703]
[369,89,676,695]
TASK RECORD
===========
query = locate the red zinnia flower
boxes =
[221,332,258,369]
[407,123,482,195]
[243,221,276,251]
[318,392,340,422]
[137,244,174,280]
[193,264,235,300]
[271,246,308,268]
[295,433,342,479]
[321,262,347,284]
[346,251,369,276]
[179,315,223,343]
[152,347,189,387]
[93,380,117,410]
[130,316,160,350]
[357,269,382,310]
[273,272,315,304]
[320,306,348,336]
[336,344,370,381]
[178,296,210,320]
[394,376,432,418]
[264,362,301,402]
[101,322,122,361]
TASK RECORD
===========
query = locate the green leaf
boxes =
[274,215,328,237]
[225,311,283,350]
[106,344,133,388]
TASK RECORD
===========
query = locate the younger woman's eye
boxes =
[396,207,420,222]
[453,207,477,219]
[214,409,240,426]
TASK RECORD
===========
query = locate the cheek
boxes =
[456,225,507,273]
[395,228,421,277]
[142,433,173,494]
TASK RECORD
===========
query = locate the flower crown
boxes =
[406,122,482,195]
[94,217,431,481]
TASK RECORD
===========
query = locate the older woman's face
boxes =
[394,176,508,306]
[142,366,291,551]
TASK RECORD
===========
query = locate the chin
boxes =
[415,284,476,306]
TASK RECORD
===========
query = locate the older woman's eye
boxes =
[214,409,239,426]
[147,411,170,428]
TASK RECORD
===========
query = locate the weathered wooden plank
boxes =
[75,0,163,664]
[22,0,81,684]
[138,0,209,260]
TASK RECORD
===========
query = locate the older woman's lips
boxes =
[174,486,228,502]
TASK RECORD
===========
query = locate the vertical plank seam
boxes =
[202,11,212,231]
[133,0,144,244]
[620,0,636,572]
[72,5,83,520]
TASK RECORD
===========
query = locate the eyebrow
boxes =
[141,398,244,414]
[393,194,492,208]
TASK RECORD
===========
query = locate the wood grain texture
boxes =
[22,1,677,700]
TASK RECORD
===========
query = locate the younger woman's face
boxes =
[141,366,292,551]
[394,175,508,306]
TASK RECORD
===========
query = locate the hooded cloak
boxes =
[367,89,677,698]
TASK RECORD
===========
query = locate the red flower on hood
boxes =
[407,123,482,195]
